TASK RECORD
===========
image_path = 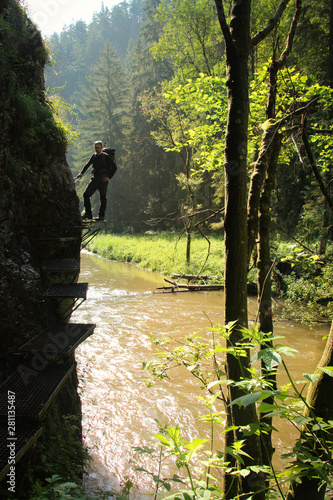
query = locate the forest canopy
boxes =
[45,0,333,248]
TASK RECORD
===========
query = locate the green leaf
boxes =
[303,373,321,383]
[256,348,282,369]
[153,434,170,446]
[257,402,280,413]
[292,416,312,426]
[206,379,232,389]
[229,392,262,408]
[185,438,209,451]
[319,366,333,377]
[276,345,298,357]
[220,425,239,434]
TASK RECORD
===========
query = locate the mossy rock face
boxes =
[0,0,83,351]
[0,1,85,496]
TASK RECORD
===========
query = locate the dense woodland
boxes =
[42,1,333,499]
[45,0,332,240]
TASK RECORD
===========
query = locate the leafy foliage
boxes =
[151,0,224,77]
[139,323,333,498]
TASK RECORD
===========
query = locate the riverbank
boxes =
[87,232,225,279]
[87,232,333,323]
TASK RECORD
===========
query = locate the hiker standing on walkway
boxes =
[75,140,117,221]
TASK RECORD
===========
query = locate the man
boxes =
[75,140,117,221]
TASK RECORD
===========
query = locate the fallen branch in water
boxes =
[156,278,224,293]
[155,278,258,294]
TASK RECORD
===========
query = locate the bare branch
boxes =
[276,0,302,69]
[214,0,233,48]
[302,115,333,211]
[308,128,333,136]
[146,208,224,227]
[251,0,292,48]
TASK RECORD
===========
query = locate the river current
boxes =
[72,251,329,498]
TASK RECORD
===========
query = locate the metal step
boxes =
[0,362,74,423]
[18,323,96,359]
[43,283,88,299]
[42,258,80,273]
[37,236,79,242]
[0,424,42,481]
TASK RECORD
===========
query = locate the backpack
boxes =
[102,147,116,162]
[102,147,117,179]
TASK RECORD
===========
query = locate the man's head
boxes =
[94,140,103,155]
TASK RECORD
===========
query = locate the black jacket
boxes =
[80,153,117,180]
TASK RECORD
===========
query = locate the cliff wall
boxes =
[0,0,82,372]
[0,0,86,495]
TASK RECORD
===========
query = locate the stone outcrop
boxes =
[0,0,81,376]
[0,0,85,495]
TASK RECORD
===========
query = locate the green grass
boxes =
[86,232,333,322]
[87,232,224,280]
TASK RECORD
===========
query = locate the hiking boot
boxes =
[82,212,93,220]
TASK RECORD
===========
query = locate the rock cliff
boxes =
[0,0,81,374]
[0,0,85,495]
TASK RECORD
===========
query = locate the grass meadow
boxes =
[87,232,225,280]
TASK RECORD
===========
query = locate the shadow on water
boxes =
[72,251,329,498]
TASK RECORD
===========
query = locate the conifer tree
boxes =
[72,41,129,227]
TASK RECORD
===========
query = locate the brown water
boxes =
[72,251,329,498]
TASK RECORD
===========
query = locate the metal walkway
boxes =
[0,222,98,485]
[43,283,89,318]
[80,219,106,249]
[42,258,80,283]
[0,362,74,424]
[43,283,88,299]
[42,258,80,273]
[0,425,42,482]
[18,323,96,360]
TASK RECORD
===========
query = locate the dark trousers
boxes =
[83,177,108,218]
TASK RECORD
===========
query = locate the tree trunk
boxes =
[186,226,191,265]
[257,133,282,470]
[213,1,300,497]
[249,0,301,473]
[247,126,276,265]
[222,2,264,498]
[256,57,281,471]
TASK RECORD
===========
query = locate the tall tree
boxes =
[141,84,205,264]
[72,41,129,227]
[214,1,297,497]
[121,0,179,232]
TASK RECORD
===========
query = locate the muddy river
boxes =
[72,251,329,498]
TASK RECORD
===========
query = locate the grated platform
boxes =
[43,283,88,299]
[42,258,80,273]
[0,424,42,482]
[37,236,79,242]
[0,362,74,423]
[19,323,96,359]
